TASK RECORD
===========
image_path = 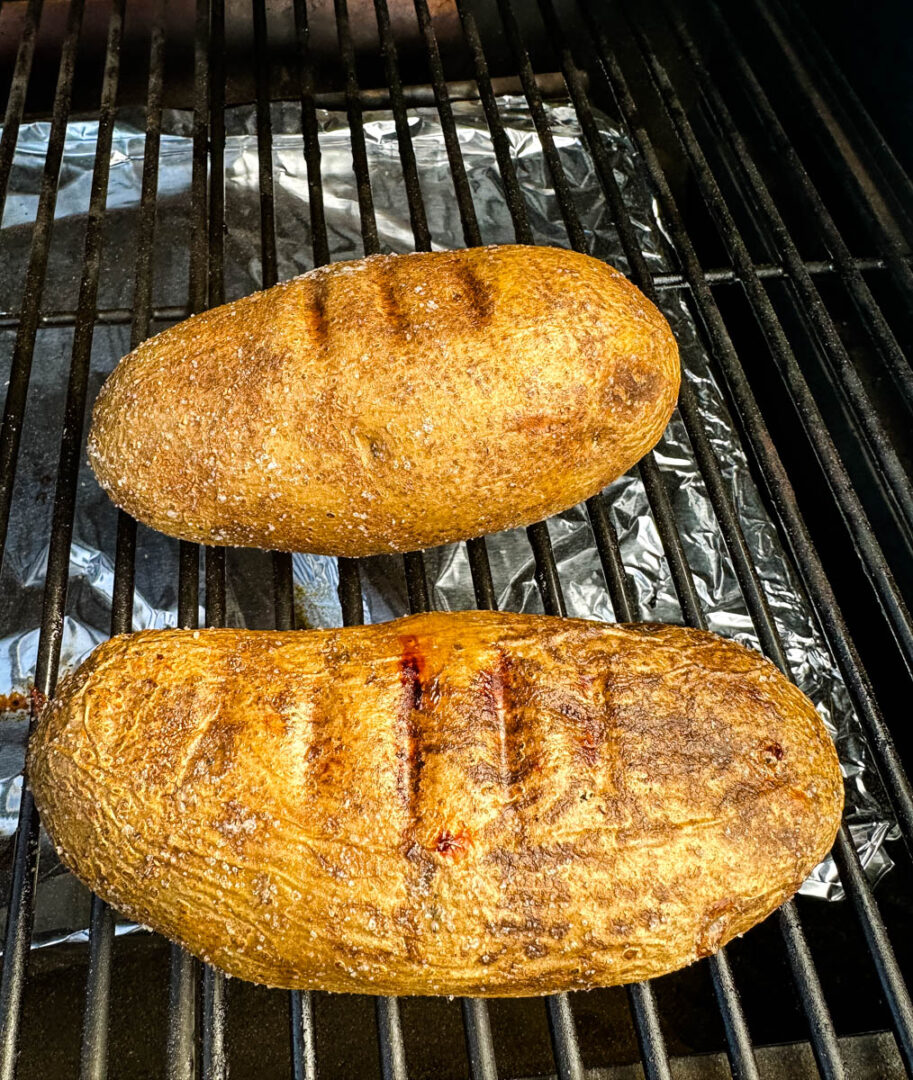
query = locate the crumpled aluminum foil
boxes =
[0,96,896,949]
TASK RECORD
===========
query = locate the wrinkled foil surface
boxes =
[0,97,896,948]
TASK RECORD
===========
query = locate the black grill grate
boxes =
[0,0,911,1077]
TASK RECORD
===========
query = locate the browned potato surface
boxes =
[29,611,842,995]
[87,246,679,555]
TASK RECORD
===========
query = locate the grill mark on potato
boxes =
[499,652,525,799]
[473,649,532,830]
[309,272,330,347]
[534,686,606,768]
[397,640,428,833]
[401,651,423,712]
[377,264,410,338]
[471,649,514,794]
[453,262,494,326]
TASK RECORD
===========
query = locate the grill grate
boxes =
[0,0,911,1077]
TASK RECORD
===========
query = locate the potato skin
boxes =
[87,246,679,556]
[29,612,841,995]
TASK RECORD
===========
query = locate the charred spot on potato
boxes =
[434,827,473,859]
[763,742,786,764]
[400,653,424,712]
[395,648,428,843]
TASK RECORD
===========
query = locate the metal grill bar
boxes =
[334,0,379,253]
[626,985,672,1080]
[249,0,320,1073]
[168,540,203,1080]
[658,0,913,542]
[202,553,228,1080]
[412,0,482,248]
[252,0,277,289]
[375,997,408,1080]
[465,536,497,613]
[0,0,44,224]
[767,0,913,229]
[289,990,318,1080]
[79,2,167,1074]
[454,1,530,244]
[0,0,123,1075]
[752,0,913,263]
[208,0,227,312]
[375,0,430,248]
[619,0,913,678]
[0,256,897,331]
[652,259,896,286]
[292,0,329,270]
[200,0,228,1073]
[78,511,135,1080]
[776,902,846,1080]
[167,943,199,1080]
[0,0,85,572]
[830,830,913,1072]
[695,0,913,419]
[461,998,498,1080]
[166,0,212,1072]
[201,964,227,1080]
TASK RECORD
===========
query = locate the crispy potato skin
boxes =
[29,612,842,995]
[87,246,680,555]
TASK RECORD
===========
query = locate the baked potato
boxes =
[87,246,679,555]
[29,611,843,995]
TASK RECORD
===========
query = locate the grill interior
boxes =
[0,0,912,1077]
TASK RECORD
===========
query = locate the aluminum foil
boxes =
[0,96,896,949]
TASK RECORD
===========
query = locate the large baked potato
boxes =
[87,246,679,555]
[28,611,843,995]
